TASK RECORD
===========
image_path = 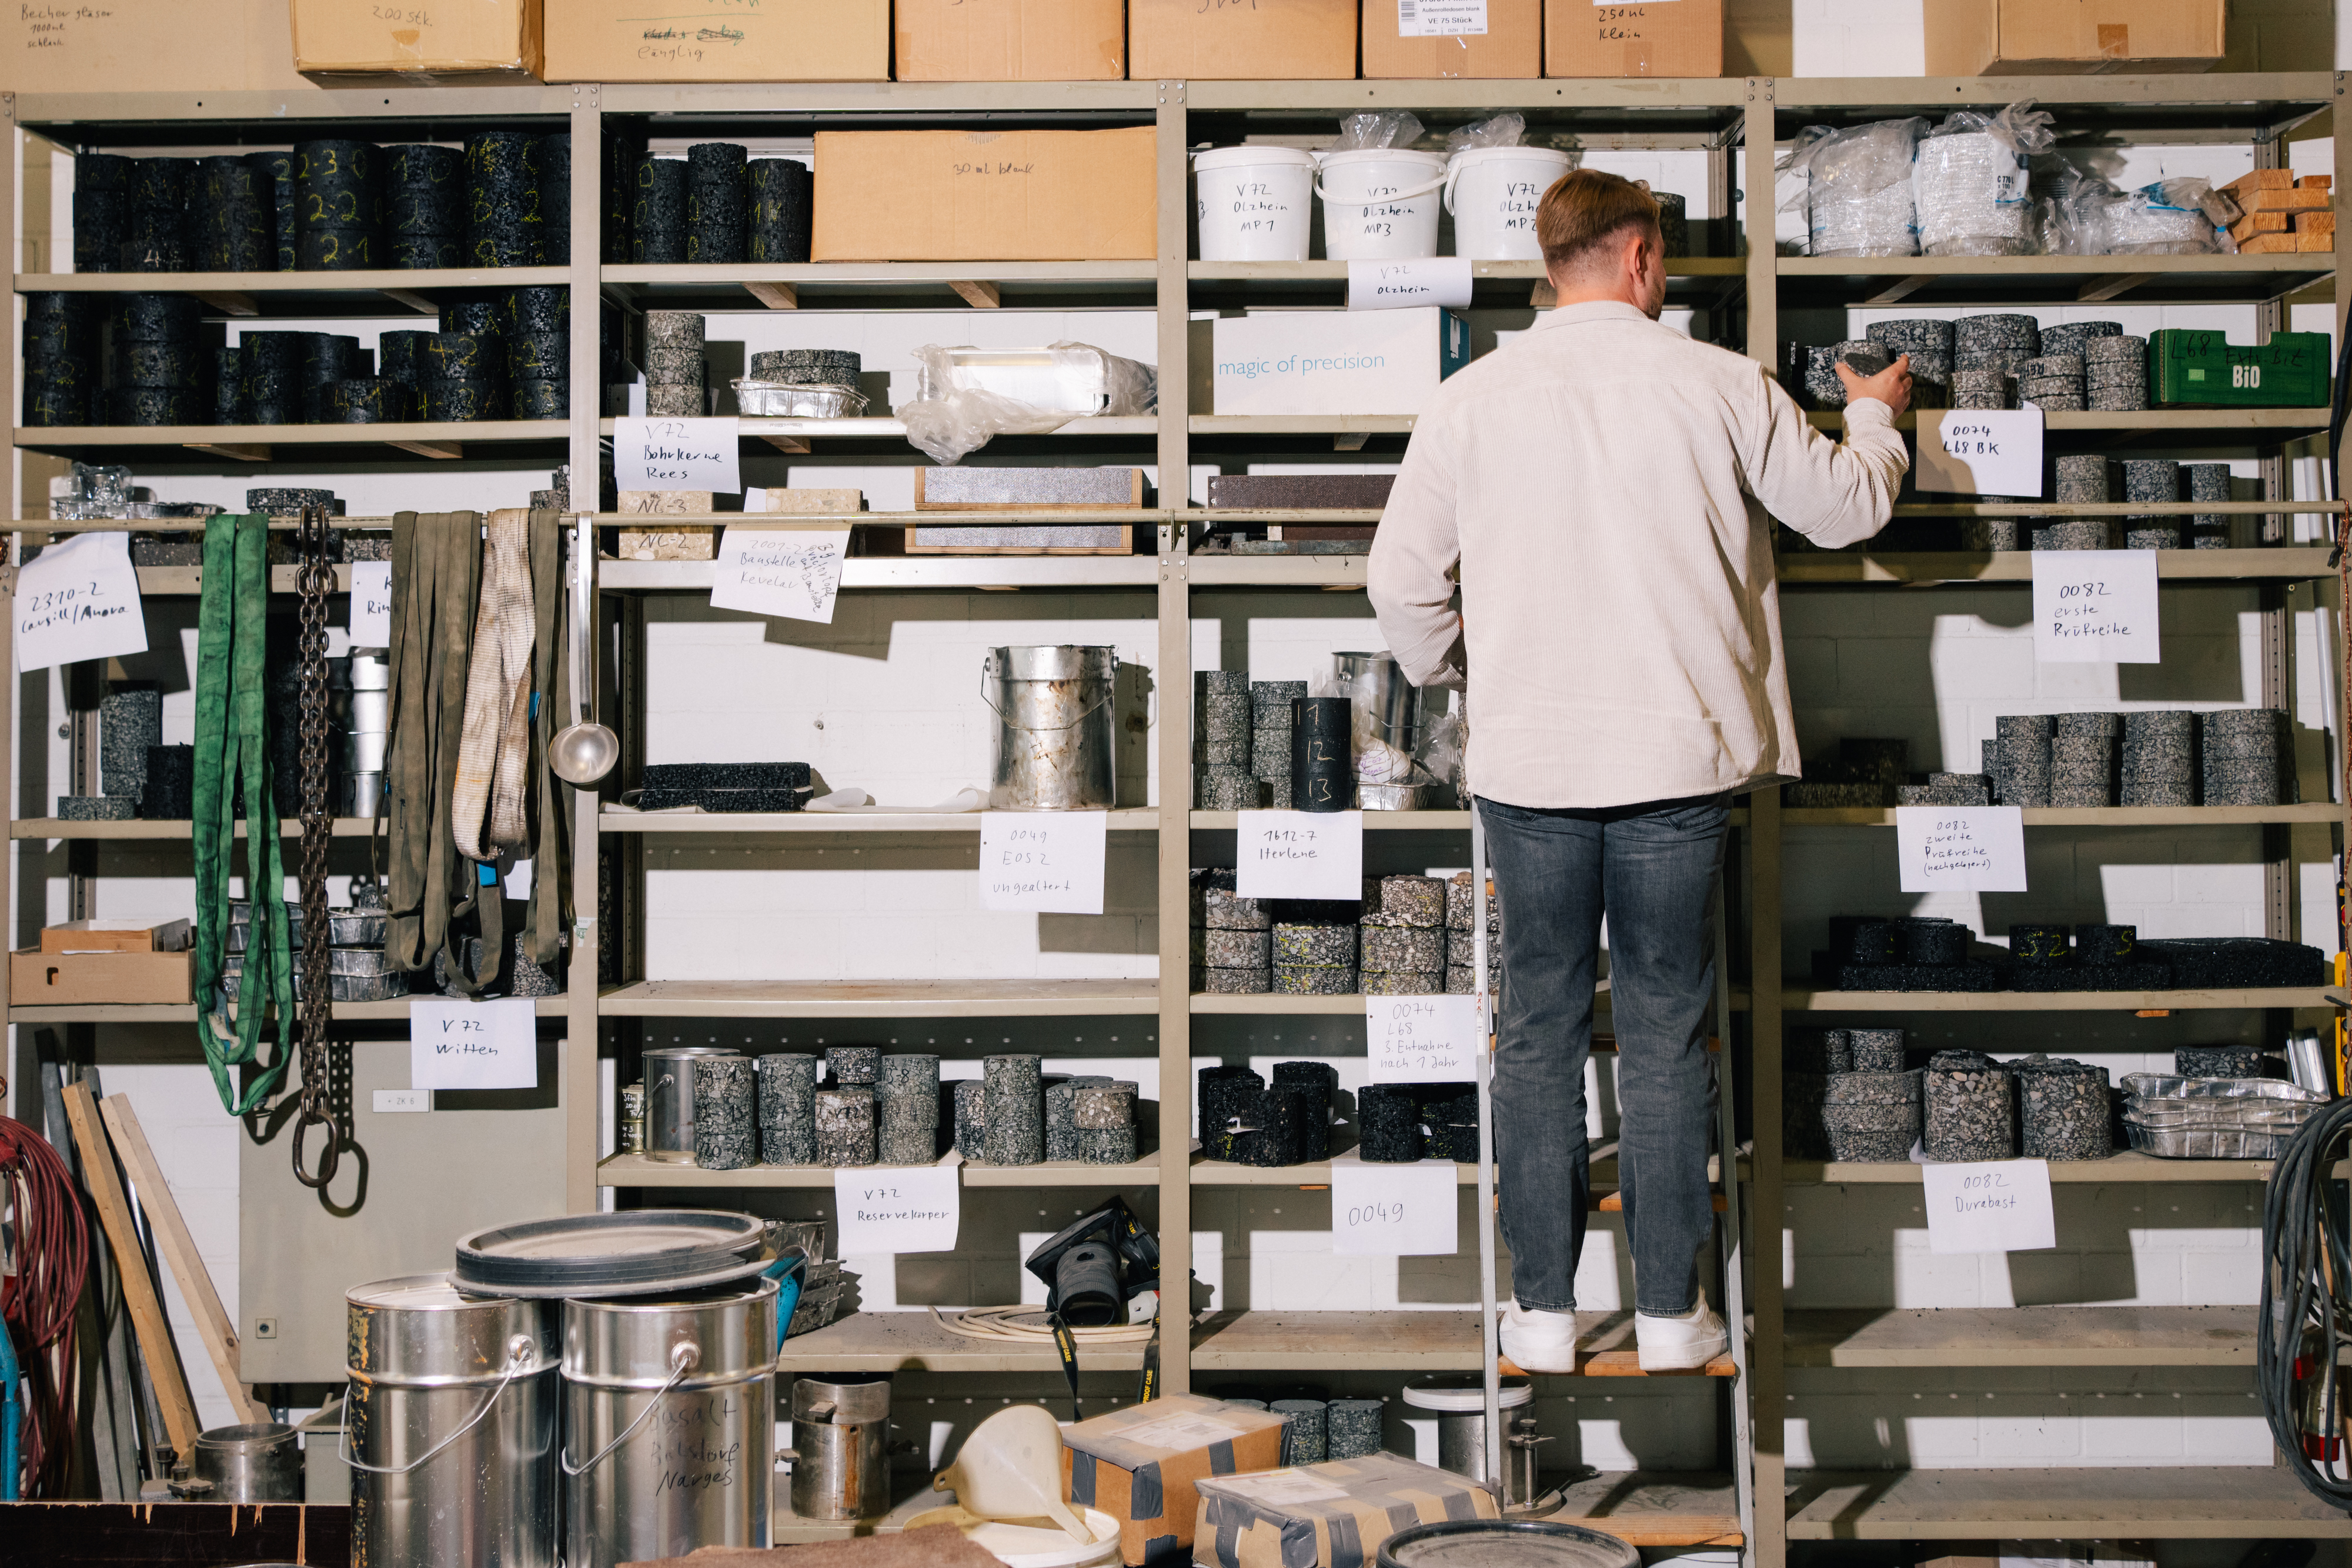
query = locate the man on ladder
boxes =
[1368,169,1911,1372]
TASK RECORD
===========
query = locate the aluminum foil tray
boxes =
[2120,1073,2324,1104]
[2123,1121,2297,1160]
[730,380,868,419]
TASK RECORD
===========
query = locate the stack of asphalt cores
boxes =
[747,348,861,388]
[1249,681,1305,807]
[2050,710,2121,807]
[1990,714,2052,805]
[1195,672,1261,810]
[637,761,813,812]
[2003,921,2168,991]
[2201,707,2288,807]
[1952,313,2039,406]
[633,155,689,264]
[1043,1074,1141,1165]
[688,142,748,263]
[976,1054,1045,1166]
[1191,868,1271,994]
[818,1046,881,1167]
[2176,1045,2269,1078]
[466,132,540,268]
[1815,914,1995,991]
[1445,871,1499,995]
[692,1056,758,1171]
[1273,900,1358,995]
[295,139,382,271]
[1783,735,1907,808]
[101,684,161,808]
[1864,318,1953,407]
[251,151,297,272]
[2038,320,2122,365]
[105,294,210,426]
[536,135,572,265]
[1802,339,1886,409]
[757,1053,818,1165]
[1360,875,1446,996]
[2136,937,2324,989]
[1789,1028,1917,1162]
[1923,1049,2014,1161]
[73,153,132,272]
[1990,706,2290,807]
[2084,333,2149,411]
[503,285,570,419]
[2119,459,2183,549]
[2185,463,2233,549]
[1417,1084,1480,1161]
[75,150,299,273]
[644,312,706,417]
[2042,454,2114,551]
[123,157,190,272]
[2018,353,2084,411]
[1895,771,1991,806]
[1197,1061,1334,1167]
[386,144,465,270]
[875,1054,941,1165]
[24,293,96,426]
[2120,710,2194,805]
[2013,1056,2116,1160]
[236,332,359,426]
[422,306,506,423]
[602,131,640,264]
[1354,1082,1423,1161]
[192,156,268,273]
[142,744,195,818]
[749,157,815,263]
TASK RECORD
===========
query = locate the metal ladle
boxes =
[549,514,619,785]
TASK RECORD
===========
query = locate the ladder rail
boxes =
[1715,881,1758,1563]
[1472,801,1504,1496]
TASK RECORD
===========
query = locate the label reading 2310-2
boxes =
[16,530,146,673]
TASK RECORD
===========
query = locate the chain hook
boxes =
[290,503,342,1191]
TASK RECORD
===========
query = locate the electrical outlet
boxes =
[253,1318,278,1340]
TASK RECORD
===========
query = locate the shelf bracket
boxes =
[1529,281,1556,310]
[183,442,270,462]
[1860,275,1933,307]
[760,434,813,454]
[744,280,800,310]
[376,287,439,314]
[1333,432,1370,452]
[2079,272,2157,303]
[386,439,463,460]
[192,290,258,317]
[950,280,1003,309]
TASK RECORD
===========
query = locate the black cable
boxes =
[2261,1095,2352,1509]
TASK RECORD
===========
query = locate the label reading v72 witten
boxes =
[409,997,538,1090]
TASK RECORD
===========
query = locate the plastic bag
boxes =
[1332,111,1426,152]
[1314,658,1425,787]
[897,342,1157,465]
[2105,178,2224,255]
[1777,119,1926,258]
[2039,164,2121,255]
[1444,113,1525,154]
[1915,100,2055,256]
[1415,708,1467,803]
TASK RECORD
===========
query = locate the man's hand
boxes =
[1835,352,1913,417]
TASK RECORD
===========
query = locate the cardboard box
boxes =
[292,0,542,78]
[1194,1453,1502,1568]
[5,0,312,95]
[1363,0,1541,77]
[1921,0,2223,75]
[1128,0,1356,81]
[14,948,191,1007]
[896,0,1125,81]
[1546,0,1721,77]
[811,130,1155,262]
[1062,1393,1289,1565]
[42,920,191,954]
[1210,308,1469,417]
[543,0,886,81]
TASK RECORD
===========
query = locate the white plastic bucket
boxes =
[1194,145,1317,262]
[1315,149,1448,260]
[1445,146,1573,260]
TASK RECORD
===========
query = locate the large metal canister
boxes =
[192,1422,305,1502]
[345,1274,560,1568]
[643,1047,744,1164]
[562,1279,779,1568]
[784,1375,892,1521]
[983,645,1117,810]
[1332,651,1421,753]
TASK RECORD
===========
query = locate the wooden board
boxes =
[99,1093,271,1424]
[1785,1466,2352,1538]
[1783,1305,2255,1368]
[597,977,1159,1017]
[1190,1309,1738,1377]
[774,1309,1150,1375]
[61,1081,202,1456]
[1548,1470,1743,1547]
[0,1503,349,1564]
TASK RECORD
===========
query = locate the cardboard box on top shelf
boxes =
[6,0,312,95]
[1546,0,1722,76]
[1922,0,2224,74]
[292,0,543,79]
[542,0,886,81]
[1128,0,1357,81]
[811,129,1155,262]
[896,0,1125,81]
[1363,0,1541,77]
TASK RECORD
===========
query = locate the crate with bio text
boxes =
[2148,329,2331,409]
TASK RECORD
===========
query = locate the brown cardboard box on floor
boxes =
[1063,1394,1291,1565]
[1363,0,1540,78]
[1128,0,1357,81]
[14,949,191,1007]
[292,0,543,79]
[543,0,887,81]
[1922,0,2224,74]
[6,0,313,93]
[896,0,1125,80]
[812,129,1155,262]
[1547,0,1722,77]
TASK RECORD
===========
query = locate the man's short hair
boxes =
[1536,169,1663,270]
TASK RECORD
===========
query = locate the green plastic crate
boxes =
[2150,329,2331,409]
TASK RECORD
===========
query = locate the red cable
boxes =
[0,1114,91,1497]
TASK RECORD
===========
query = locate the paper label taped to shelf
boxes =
[980,811,1107,914]
[1921,1157,2054,1253]
[834,1164,960,1255]
[613,416,741,494]
[709,526,850,624]
[1397,0,1487,35]
[2031,549,2159,664]
[1916,408,2043,498]
[1895,805,2026,893]
[409,997,537,1091]
[1235,810,1364,899]
[1348,257,1474,311]
[1330,1155,1459,1255]
[1365,993,1484,1082]
[17,530,146,673]
[348,561,392,649]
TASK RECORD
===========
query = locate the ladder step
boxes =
[1546,1515,1743,1547]
[1594,1191,1729,1213]
[1499,1350,1740,1379]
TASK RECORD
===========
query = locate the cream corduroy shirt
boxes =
[1368,300,1910,810]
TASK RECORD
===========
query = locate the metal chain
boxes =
[291,504,342,1190]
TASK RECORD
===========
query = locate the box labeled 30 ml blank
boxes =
[1211,308,1470,417]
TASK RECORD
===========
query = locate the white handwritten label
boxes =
[1119,1411,1254,1452]
[614,416,741,494]
[16,531,147,673]
[2030,549,2160,664]
[833,1164,960,1255]
[1329,1155,1459,1255]
[348,561,392,649]
[1895,805,2026,894]
[1398,0,1488,35]
[1217,1469,1352,1506]
[980,811,1107,914]
[1234,810,1364,900]
[1347,256,1474,312]
[709,526,849,624]
[1916,408,2044,499]
[408,997,537,1090]
[372,1088,432,1114]
[1921,1157,2054,1253]
[1365,993,1484,1083]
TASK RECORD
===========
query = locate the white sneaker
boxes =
[1498,1302,1581,1374]
[1634,1293,1729,1372]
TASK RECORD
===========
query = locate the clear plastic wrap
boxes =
[2039,165,2120,256]
[2104,178,2224,255]
[897,341,1156,465]
[1915,101,2055,256]
[1444,112,1525,153]
[1332,111,1426,152]
[1776,119,1926,258]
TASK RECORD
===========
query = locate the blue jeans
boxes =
[1479,793,1728,1317]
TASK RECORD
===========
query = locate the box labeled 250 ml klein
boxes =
[1208,308,1471,417]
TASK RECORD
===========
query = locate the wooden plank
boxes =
[776,1309,1148,1375]
[1784,1466,2352,1538]
[99,1093,270,1425]
[60,1081,201,1456]
[183,442,271,462]
[2078,272,2159,302]
[1191,1309,1737,1376]
[376,287,437,313]
[597,977,1160,1017]
[1549,1472,1743,1547]
[950,279,1003,308]
[744,280,800,309]
[1862,274,1933,307]
[191,290,257,316]
[385,439,463,460]
[1782,1305,2256,1367]
[760,434,814,454]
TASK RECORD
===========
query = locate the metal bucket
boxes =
[562,1279,780,1568]
[1332,651,1421,754]
[193,1422,305,1502]
[783,1375,892,1522]
[643,1047,745,1164]
[344,1273,559,1568]
[983,646,1117,810]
